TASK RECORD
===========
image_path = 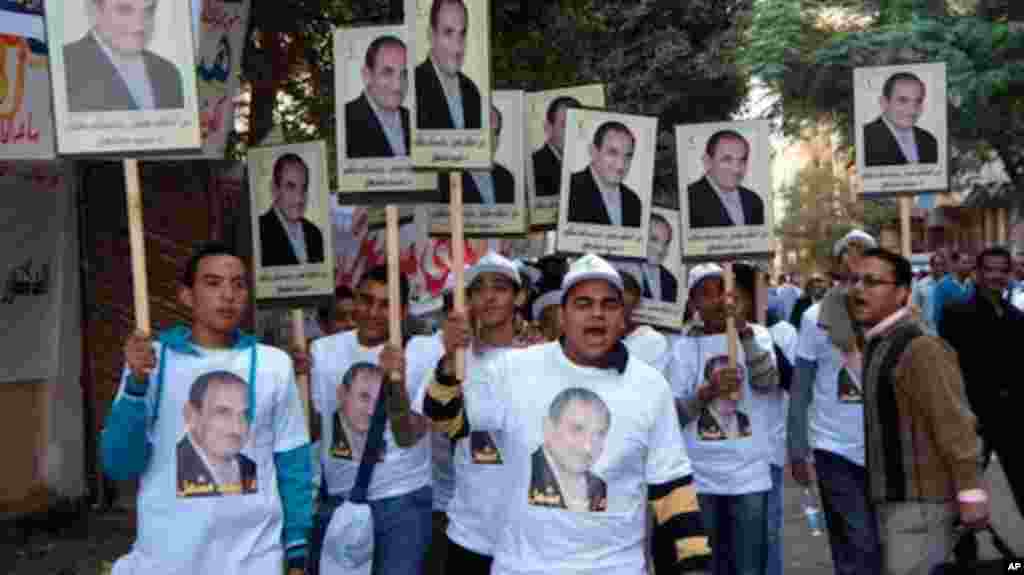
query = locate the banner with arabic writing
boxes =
[0,1,55,159]
[193,0,251,158]
[0,161,69,383]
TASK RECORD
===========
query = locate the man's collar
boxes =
[273,205,302,234]
[92,29,145,64]
[364,91,400,124]
[158,325,257,356]
[881,114,913,136]
[864,308,910,341]
[588,166,618,197]
[547,142,563,162]
[558,337,629,374]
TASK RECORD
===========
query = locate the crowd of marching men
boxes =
[98,226,1024,575]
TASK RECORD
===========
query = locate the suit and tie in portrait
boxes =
[687,176,765,229]
[642,265,679,303]
[567,169,642,227]
[862,117,938,167]
[440,164,516,204]
[861,71,939,167]
[259,211,325,267]
[345,93,411,158]
[63,0,185,113]
[176,436,258,498]
[533,95,581,198]
[415,0,482,130]
[527,447,607,512]
[258,153,325,267]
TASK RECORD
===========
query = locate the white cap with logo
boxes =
[561,254,624,296]
[465,251,521,289]
[688,263,725,292]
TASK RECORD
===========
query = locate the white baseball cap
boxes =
[833,229,876,257]
[466,251,521,289]
[561,254,623,296]
[688,263,725,292]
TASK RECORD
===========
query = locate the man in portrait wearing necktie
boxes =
[687,129,766,229]
[345,35,411,158]
[258,153,325,267]
[862,71,939,167]
[566,121,643,228]
[641,212,679,303]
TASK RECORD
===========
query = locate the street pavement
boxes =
[781,457,1023,574]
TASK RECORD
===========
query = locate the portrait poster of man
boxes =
[854,62,948,196]
[696,356,752,442]
[556,108,657,259]
[677,119,772,260]
[248,141,335,302]
[429,89,529,236]
[609,207,686,330]
[329,362,387,462]
[44,0,201,155]
[525,84,606,230]
[528,387,609,513]
[407,0,492,170]
[334,25,438,201]
[177,371,258,498]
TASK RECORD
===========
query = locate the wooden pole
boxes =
[998,207,1009,244]
[125,159,150,334]
[290,310,311,423]
[386,205,403,364]
[756,268,767,326]
[450,173,466,381]
[724,262,740,401]
[899,197,913,258]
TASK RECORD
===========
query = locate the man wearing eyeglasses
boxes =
[853,248,987,575]
[64,0,185,112]
[787,230,883,575]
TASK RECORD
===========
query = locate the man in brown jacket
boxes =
[851,248,988,575]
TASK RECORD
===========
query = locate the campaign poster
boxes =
[526,84,605,229]
[556,108,657,259]
[677,119,773,260]
[408,0,493,170]
[430,89,529,236]
[334,25,438,202]
[854,62,948,196]
[44,0,201,155]
[248,141,334,302]
[609,207,685,330]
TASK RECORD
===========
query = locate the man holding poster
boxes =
[63,0,185,112]
[415,0,481,130]
[345,35,411,158]
[566,121,643,228]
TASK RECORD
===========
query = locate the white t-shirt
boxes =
[624,325,669,374]
[796,304,865,467]
[310,330,443,500]
[414,341,515,556]
[767,322,798,467]
[667,325,775,495]
[463,342,692,575]
[111,343,307,575]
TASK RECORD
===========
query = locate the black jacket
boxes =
[258,210,325,267]
[687,176,765,228]
[415,60,481,130]
[344,93,410,158]
[64,34,184,113]
[862,117,939,167]
[642,264,679,303]
[566,169,642,227]
[532,144,562,198]
[440,164,516,204]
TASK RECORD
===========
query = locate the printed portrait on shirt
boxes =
[836,366,863,404]
[331,362,386,462]
[696,355,752,442]
[529,387,609,512]
[177,371,258,498]
[469,430,502,464]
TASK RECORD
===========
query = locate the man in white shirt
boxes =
[64,0,185,112]
[424,254,705,575]
[258,153,325,267]
[307,265,443,575]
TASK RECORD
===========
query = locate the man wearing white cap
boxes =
[416,252,542,575]
[423,254,705,575]
[787,229,883,575]
[619,270,670,373]
[666,262,779,575]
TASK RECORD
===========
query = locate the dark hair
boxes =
[862,248,913,287]
[546,96,582,125]
[650,212,673,244]
[341,361,382,389]
[592,121,634,149]
[429,0,467,31]
[319,285,356,323]
[491,104,503,136]
[358,265,411,306]
[976,245,1012,270]
[882,72,925,99]
[704,129,749,159]
[620,270,642,298]
[272,153,310,193]
[364,35,406,70]
[182,241,241,287]
[732,262,759,320]
[547,387,610,431]
[188,370,248,410]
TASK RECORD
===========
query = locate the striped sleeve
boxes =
[649,475,710,571]
[421,358,469,442]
